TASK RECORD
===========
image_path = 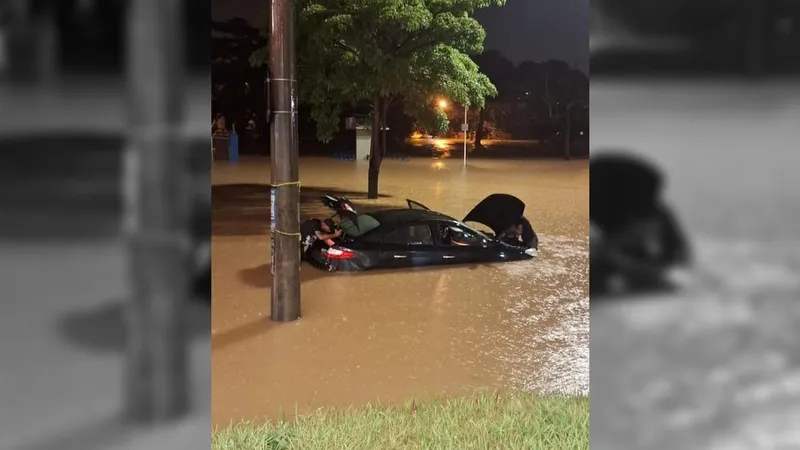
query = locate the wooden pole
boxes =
[123,0,190,421]
[269,0,301,321]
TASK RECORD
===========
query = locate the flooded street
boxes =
[211,156,589,425]
[401,137,588,159]
[591,81,800,449]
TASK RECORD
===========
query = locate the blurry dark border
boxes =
[0,0,210,241]
[21,0,210,75]
[591,0,800,78]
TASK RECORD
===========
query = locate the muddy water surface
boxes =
[211,156,588,425]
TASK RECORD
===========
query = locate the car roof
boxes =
[368,209,456,226]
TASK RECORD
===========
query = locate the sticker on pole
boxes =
[270,187,277,274]
[461,123,469,132]
[270,187,277,229]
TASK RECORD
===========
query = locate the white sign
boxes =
[270,187,276,274]
[461,123,469,132]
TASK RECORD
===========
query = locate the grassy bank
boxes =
[213,390,589,450]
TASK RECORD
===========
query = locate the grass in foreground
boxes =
[213,390,589,450]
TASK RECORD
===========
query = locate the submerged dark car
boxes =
[307,194,539,272]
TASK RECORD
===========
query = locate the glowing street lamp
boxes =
[436,98,468,166]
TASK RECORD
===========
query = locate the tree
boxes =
[471,49,515,148]
[253,0,502,198]
[212,18,267,128]
[514,60,588,158]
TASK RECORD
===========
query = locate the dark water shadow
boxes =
[238,262,332,289]
[211,318,281,352]
[212,184,391,237]
[211,263,341,351]
[56,298,210,353]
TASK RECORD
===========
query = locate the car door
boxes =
[434,221,487,265]
[406,199,431,210]
[379,223,437,268]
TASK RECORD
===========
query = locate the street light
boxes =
[437,98,468,166]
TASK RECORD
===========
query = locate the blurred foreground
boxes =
[591,80,800,449]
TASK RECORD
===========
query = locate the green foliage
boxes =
[213,391,589,450]
[249,45,268,69]
[253,0,503,142]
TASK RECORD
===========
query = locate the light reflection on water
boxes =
[493,235,589,395]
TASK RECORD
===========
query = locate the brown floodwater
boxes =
[211,156,589,425]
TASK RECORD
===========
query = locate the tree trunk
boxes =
[473,107,486,149]
[381,100,389,157]
[563,111,572,160]
[367,96,383,199]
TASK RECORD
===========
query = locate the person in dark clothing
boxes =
[498,216,539,250]
[591,203,690,295]
[299,218,342,260]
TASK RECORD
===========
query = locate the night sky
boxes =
[212,0,589,72]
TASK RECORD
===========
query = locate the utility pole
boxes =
[269,0,301,321]
[123,0,190,421]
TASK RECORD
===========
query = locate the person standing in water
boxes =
[499,216,539,250]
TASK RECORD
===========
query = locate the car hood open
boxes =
[321,195,358,215]
[462,193,526,236]
[321,195,362,231]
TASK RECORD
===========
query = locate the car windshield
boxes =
[461,222,492,239]
[340,214,380,237]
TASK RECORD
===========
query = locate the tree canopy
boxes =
[213,18,266,115]
[253,0,503,142]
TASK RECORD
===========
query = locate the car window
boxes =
[383,224,433,245]
[359,229,383,243]
[439,224,483,247]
